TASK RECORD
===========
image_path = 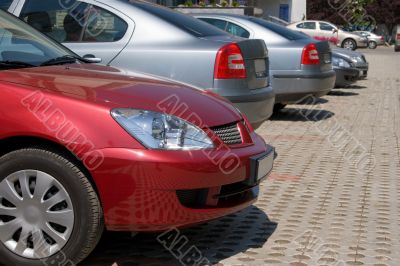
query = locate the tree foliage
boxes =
[308,0,400,30]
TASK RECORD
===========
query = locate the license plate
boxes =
[247,146,275,185]
[255,59,267,78]
[323,53,331,64]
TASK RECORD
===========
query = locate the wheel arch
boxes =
[0,135,101,198]
[341,38,357,48]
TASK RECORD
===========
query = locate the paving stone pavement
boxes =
[81,47,400,266]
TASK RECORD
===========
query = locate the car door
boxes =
[12,0,134,65]
[318,22,338,44]
[295,21,317,38]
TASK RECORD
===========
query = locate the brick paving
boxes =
[82,46,400,266]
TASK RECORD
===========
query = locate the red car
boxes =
[0,10,274,265]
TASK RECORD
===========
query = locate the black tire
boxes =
[274,103,287,112]
[342,38,357,50]
[368,41,377,49]
[0,148,103,266]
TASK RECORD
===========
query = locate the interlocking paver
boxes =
[81,47,400,266]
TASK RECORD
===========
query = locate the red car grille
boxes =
[211,122,242,145]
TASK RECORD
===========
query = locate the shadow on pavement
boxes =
[270,108,334,122]
[341,84,367,89]
[297,97,329,105]
[81,206,277,266]
[328,90,359,96]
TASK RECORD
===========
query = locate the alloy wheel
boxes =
[343,40,356,50]
[0,170,74,259]
[368,41,377,49]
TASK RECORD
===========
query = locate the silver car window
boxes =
[20,0,128,43]
[226,22,250,38]
[82,6,128,42]
[198,18,227,31]
[20,0,90,43]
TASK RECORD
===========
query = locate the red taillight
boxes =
[397,34,400,40]
[301,43,320,65]
[214,43,247,79]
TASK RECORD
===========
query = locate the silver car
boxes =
[354,31,384,49]
[194,14,336,110]
[288,20,368,50]
[9,0,274,128]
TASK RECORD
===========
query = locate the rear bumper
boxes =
[334,67,359,87]
[225,86,275,129]
[272,70,336,104]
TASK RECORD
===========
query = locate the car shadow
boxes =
[342,85,367,89]
[328,90,359,96]
[270,108,335,122]
[81,206,277,266]
[297,97,329,105]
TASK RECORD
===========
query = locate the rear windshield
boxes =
[249,17,308,41]
[125,1,227,37]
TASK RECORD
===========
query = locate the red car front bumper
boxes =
[90,133,273,231]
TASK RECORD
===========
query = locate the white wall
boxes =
[290,0,306,23]
[144,0,306,23]
[255,0,306,23]
[256,0,282,19]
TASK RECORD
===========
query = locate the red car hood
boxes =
[0,64,241,127]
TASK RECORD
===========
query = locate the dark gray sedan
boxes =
[332,48,369,79]
[9,0,274,128]
[194,14,336,110]
[332,53,360,87]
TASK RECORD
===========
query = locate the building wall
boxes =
[290,0,306,22]
[145,0,306,23]
[256,0,306,23]
[256,0,287,20]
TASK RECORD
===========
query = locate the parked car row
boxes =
[288,20,369,50]
[194,14,336,110]
[194,14,367,90]
[0,3,278,264]
[353,31,385,49]
[0,1,369,265]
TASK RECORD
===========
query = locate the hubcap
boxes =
[0,170,74,259]
[344,40,355,49]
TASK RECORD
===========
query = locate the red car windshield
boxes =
[0,10,78,69]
